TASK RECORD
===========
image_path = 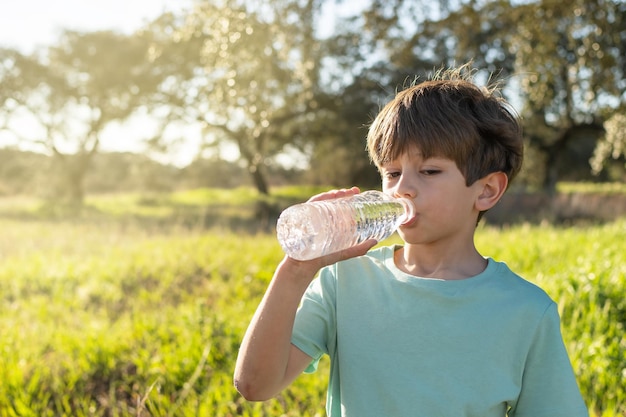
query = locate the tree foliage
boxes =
[0,31,162,204]
[1,0,625,199]
[143,0,329,195]
[591,112,626,175]
[505,0,625,190]
[341,0,626,190]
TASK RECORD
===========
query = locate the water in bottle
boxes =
[276,190,416,261]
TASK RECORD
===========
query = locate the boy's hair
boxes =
[367,65,524,190]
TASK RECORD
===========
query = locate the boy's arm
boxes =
[234,241,375,401]
[233,257,317,401]
[511,303,588,417]
[234,186,370,400]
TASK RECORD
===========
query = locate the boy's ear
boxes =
[475,171,508,212]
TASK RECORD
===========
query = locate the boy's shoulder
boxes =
[487,258,551,294]
[478,257,557,319]
[330,245,553,302]
[367,246,553,303]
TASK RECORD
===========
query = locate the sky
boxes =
[0,0,191,53]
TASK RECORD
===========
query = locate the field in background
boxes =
[0,186,624,416]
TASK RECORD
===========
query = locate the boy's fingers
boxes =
[308,187,360,203]
[282,239,377,274]
[325,239,378,264]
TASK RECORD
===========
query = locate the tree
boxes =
[0,30,162,205]
[591,111,626,177]
[437,0,626,190]
[144,0,328,195]
[326,0,626,191]
[504,0,626,191]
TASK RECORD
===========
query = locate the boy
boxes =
[234,65,588,417]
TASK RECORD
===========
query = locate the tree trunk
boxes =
[542,149,560,196]
[52,151,91,207]
[238,138,270,196]
[249,164,269,195]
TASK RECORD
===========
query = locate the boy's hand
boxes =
[281,238,377,274]
[306,186,361,203]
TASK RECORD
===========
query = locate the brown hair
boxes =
[367,65,524,188]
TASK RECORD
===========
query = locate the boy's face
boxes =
[380,146,484,246]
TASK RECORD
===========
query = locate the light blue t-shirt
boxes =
[291,245,588,417]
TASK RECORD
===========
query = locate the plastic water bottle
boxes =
[276,190,416,261]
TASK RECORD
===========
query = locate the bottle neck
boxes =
[362,190,416,224]
[396,196,416,224]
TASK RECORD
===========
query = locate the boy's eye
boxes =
[384,171,401,179]
[421,169,441,176]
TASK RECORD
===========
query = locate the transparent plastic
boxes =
[276,190,416,261]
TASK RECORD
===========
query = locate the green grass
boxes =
[0,187,624,416]
[557,181,626,195]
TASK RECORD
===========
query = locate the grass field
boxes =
[0,187,624,416]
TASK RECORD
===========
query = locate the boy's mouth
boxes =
[401,213,418,227]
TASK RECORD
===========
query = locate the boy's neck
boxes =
[394,244,487,280]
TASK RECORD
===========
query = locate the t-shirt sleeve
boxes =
[291,266,337,374]
[511,302,589,417]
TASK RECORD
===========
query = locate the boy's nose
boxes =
[393,176,417,199]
